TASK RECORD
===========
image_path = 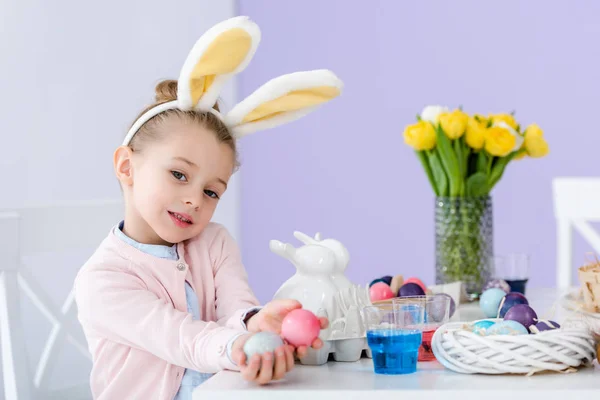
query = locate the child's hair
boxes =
[127,80,239,169]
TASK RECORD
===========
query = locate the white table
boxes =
[194,288,600,400]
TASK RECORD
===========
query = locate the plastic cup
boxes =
[363,302,424,375]
[394,295,450,361]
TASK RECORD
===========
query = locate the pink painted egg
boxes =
[369,282,395,302]
[281,309,321,347]
[404,277,427,293]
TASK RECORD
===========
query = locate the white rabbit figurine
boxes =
[269,239,339,322]
[293,231,353,290]
[269,232,371,365]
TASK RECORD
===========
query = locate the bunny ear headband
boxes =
[123,16,343,146]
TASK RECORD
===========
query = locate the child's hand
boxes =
[246,299,329,358]
[231,333,296,385]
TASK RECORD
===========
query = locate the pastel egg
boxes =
[398,282,425,297]
[404,277,427,293]
[486,320,528,336]
[370,282,395,302]
[483,278,511,294]
[472,319,495,335]
[243,331,284,359]
[479,288,506,318]
[530,320,561,334]
[504,304,538,329]
[498,292,528,318]
[281,309,321,347]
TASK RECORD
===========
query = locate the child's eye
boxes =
[171,171,187,182]
[204,190,220,199]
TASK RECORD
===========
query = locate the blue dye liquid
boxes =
[366,329,422,375]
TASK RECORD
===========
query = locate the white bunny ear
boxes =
[224,69,343,138]
[177,16,260,111]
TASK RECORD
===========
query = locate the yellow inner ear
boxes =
[190,28,252,105]
[242,86,340,123]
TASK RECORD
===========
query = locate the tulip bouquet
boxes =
[404,105,549,296]
[404,106,549,197]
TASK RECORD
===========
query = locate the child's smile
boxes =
[168,210,194,228]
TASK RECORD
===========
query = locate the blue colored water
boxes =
[366,329,422,375]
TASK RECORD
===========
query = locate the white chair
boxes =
[0,200,123,400]
[552,177,600,289]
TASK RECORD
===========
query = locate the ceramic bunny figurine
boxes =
[293,231,353,290]
[270,232,372,365]
[269,239,339,322]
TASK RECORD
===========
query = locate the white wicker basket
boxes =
[431,320,597,375]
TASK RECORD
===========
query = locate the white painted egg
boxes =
[243,332,285,359]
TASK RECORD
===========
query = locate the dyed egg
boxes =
[472,320,495,335]
[434,292,456,319]
[399,282,425,297]
[369,282,395,302]
[369,278,385,287]
[486,320,528,336]
[243,331,284,359]
[281,309,321,347]
[498,292,529,318]
[482,278,511,294]
[530,320,561,333]
[404,277,427,293]
[504,304,538,329]
[479,288,506,318]
[380,275,393,286]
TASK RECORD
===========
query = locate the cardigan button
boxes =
[176,262,186,271]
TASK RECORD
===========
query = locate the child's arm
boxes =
[75,267,245,374]
[209,225,262,329]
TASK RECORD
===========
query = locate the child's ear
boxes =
[113,145,134,186]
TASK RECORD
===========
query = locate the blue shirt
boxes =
[114,222,252,399]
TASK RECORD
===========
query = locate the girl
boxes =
[74,16,342,400]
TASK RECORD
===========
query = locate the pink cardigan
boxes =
[74,223,261,399]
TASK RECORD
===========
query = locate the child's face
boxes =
[123,119,234,245]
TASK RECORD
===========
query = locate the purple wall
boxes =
[237,0,600,303]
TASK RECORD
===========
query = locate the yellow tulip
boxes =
[484,126,516,156]
[489,113,518,130]
[439,109,468,139]
[524,123,544,138]
[474,114,489,127]
[465,117,486,150]
[525,136,549,157]
[523,124,549,158]
[404,121,436,151]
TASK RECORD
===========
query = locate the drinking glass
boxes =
[363,301,424,375]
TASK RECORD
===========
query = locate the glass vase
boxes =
[435,196,493,299]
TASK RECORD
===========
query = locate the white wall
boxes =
[0,0,239,397]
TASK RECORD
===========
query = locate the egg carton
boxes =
[298,286,376,364]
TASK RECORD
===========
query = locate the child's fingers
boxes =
[284,345,295,371]
[311,337,324,349]
[295,345,308,358]
[319,317,329,329]
[272,347,287,380]
[241,354,261,382]
[256,353,274,385]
